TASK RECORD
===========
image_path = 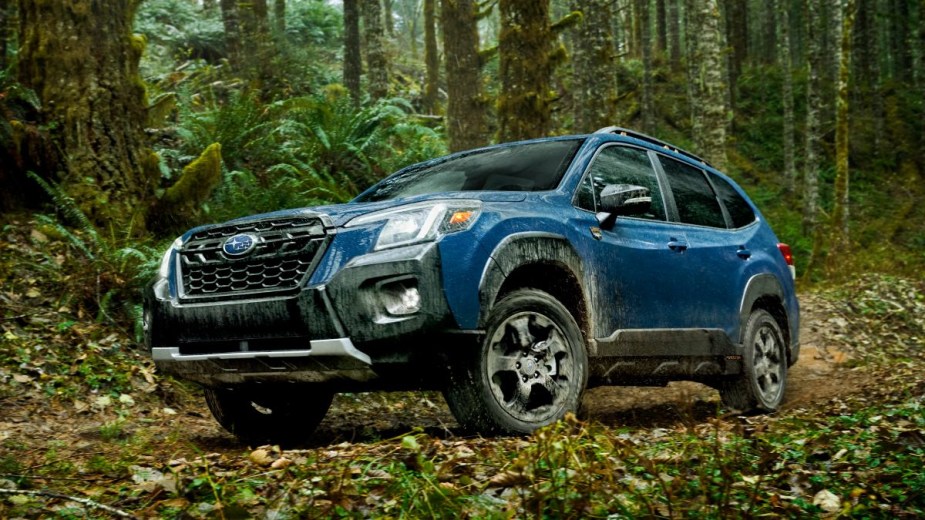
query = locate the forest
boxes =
[0,0,923,517]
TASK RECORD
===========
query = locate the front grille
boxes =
[178,217,327,300]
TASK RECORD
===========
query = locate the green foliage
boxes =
[26,172,163,325]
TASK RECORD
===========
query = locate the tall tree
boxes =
[571,0,617,132]
[803,0,824,237]
[636,0,655,133]
[17,0,159,229]
[0,0,13,70]
[778,0,797,193]
[344,0,362,104]
[220,0,244,70]
[441,0,487,151]
[498,0,553,141]
[724,0,747,112]
[383,0,393,36]
[667,0,682,69]
[363,0,389,101]
[422,0,439,113]
[655,0,667,55]
[687,0,728,170]
[830,0,857,261]
[889,0,911,82]
[238,0,273,83]
[274,0,285,33]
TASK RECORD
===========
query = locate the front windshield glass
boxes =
[354,138,584,202]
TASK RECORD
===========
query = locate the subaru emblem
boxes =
[222,234,258,257]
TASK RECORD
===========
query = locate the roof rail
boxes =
[593,126,712,167]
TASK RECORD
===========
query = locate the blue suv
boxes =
[144,127,799,444]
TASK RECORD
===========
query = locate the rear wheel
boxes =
[444,289,588,434]
[204,386,333,446]
[721,309,788,413]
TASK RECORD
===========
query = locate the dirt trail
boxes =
[579,293,864,426]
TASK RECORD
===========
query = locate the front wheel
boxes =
[444,289,588,434]
[720,309,788,413]
[204,386,333,446]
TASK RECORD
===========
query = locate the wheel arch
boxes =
[479,233,591,345]
[739,274,793,364]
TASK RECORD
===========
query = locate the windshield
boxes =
[354,138,584,202]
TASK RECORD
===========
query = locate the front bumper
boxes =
[144,242,458,388]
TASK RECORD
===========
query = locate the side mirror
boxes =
[596,184,651,229]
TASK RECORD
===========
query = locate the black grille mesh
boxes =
[179,217,327,299]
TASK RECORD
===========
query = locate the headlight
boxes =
[157,237,184,279]
[346,201,482,250]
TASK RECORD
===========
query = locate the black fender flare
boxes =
[738,273,787,344]
[477,232,590,332]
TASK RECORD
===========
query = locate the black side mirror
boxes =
[596,184,652,229]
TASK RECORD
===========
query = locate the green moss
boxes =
[161,143,223,209]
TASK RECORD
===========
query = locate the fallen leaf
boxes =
[813,489,841,513]
[249,448,274,467]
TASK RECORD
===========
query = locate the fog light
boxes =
[381,281,421,316]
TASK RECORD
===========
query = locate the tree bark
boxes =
[0,0,13,70]
[274,0,285,34]
[441,0,487,151]
[830,0,856,265]
[656,0,667,56]
[668,0,681,69]
[17,0,159,231]
[423,0,439,113]
[637,0,655,134]
[778,0,797,193]
[344,0,362,105]
[687,0,728,170]
[220,0,243,70]
[498,0,553,141]
[724,0,747,112]
[363,0,389,101]
[571,0,617,132]
[803,0,823,237]
[238,0,273,84]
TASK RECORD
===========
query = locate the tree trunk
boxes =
[220,0,243,71]
[17,0,159,231]
[571,0,617,132]
[0,0,13,70]
[668,0,681,69]
[363,0,388,101]
[498,0,553,141]
[344,0,362,105]
[889,0,911,82]
[441,0,487,151]
[383,0,393,36]
[829,0,856,266]
[423,0,439,113]
[688,0,728,170]
[274,0,285,34]
[656,0,667,56]
[637,0,655,134]
[238,0,273,84]
[685,0,704,151]
[724,0,746,112]
[803,0,823,237]
[778,0,797,193]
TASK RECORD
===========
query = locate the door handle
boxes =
[667,239,688,252]
[737,247,751,259]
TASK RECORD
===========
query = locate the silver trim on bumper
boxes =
[151,337,372,365]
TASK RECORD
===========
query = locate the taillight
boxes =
[778,243,795,279]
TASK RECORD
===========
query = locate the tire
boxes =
[720,309,788,413]
[444,289,588,434]
[204,385,333,446]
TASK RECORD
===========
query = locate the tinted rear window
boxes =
[659,156,727,228]
[355,139,583,202]
[712,176,756,228]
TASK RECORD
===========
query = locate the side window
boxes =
[712,176,756,228]
[659,156,727,228]
[575,146,667,221]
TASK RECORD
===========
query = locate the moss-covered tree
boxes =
[441,0,487,151]
[344,0,362,105]
[777,0,796,193]
[803,0,823,237]
[498,0,553,141]
[830,0,856,263]
[637,0,655,134]
[363,0,388,101]
[687,0,728,170]
[571,0,617,132]
[220,0,243,70]
[422,0,439,113]
[17,0,160,231]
